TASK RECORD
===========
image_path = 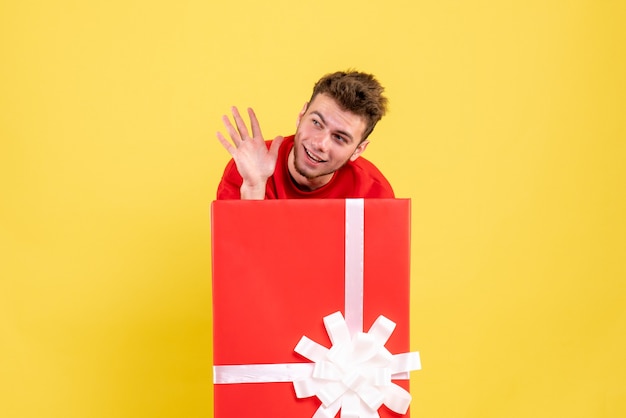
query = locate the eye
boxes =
[333,134,347,144]
[312,119,321,127]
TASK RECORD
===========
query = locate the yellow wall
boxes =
[1,1,624,417]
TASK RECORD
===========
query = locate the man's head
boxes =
[309,70,388,141]
[288,71,388,191]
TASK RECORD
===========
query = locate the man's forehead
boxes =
[307,94,366,126]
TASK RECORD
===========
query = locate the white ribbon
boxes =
[293,312,420,417]
[345,198,365,335]
[213,199,421,417]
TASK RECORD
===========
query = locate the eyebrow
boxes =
[311,111,354,142]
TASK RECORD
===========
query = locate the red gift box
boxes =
[211,199,420,417]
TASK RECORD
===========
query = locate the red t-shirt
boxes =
[216,135,394,199]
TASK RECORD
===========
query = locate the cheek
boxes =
[332,148,351,162]
[346,147,363,162]
[294,129,306,144]
[294,127,309,142]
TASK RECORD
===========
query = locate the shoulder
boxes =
[216,158,242,199]
[345,157,395,198]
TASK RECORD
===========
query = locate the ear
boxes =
[349,140,369,161]
[296,102,308,127]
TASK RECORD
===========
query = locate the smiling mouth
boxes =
[304,147,327,163]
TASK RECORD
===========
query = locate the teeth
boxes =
[305,147,324,162]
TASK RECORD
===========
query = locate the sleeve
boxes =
[216,159,243,200]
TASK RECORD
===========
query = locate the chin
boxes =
[294,165,315,180]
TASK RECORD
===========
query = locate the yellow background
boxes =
[1,1,624,417]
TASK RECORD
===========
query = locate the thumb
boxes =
[268,135,284,157]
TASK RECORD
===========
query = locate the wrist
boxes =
[240,181,267,200]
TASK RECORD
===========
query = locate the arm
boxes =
[216,107,284,200]
[216,159,244,200]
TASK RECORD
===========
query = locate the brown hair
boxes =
[310,70,388,141]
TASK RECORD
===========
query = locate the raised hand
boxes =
[216,107,284,199]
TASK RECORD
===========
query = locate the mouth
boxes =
[304,146,327,163]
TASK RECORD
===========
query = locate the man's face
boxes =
[288,93,369,190]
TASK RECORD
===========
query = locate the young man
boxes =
[216,71,394,199]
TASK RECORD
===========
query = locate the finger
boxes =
[222,114,242,146]
[248,107,264,140]
[231,106,251,140]
[216,131,236,156]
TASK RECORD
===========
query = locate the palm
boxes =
[216,106,284,192]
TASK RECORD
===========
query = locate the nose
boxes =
[311,132,331,153]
